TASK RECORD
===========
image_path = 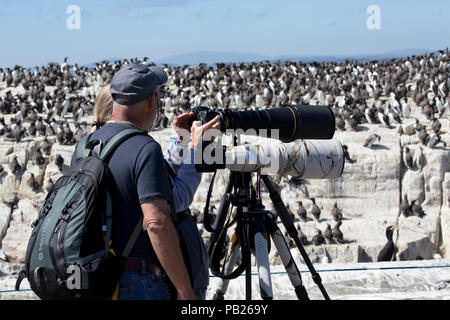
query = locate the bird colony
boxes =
[0,50,449,270]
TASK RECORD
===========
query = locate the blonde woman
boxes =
[91,84,113,132]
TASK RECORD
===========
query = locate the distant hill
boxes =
[77,48,438,69]
[154,48,434,66]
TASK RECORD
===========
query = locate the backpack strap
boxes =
[99,128,147,161]
[122,216,144,257]
[74,133,93,161]
[77,128,147,267]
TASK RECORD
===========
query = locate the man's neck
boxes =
[109,114,148,131]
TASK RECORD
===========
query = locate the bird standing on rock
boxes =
[312,229,325,246]
[403,146,414,169]
[310,198,321,222]
[363,133,381,148]
[418,128,428,146]
[296,200,307,222]
[295,224,308,245]
[377,226,396,262]
[330,201,343,221]
[400,194,412,217]
[27,173,39,191]
[55,154,64,171]
[40,137,52,156]
[9,156,21,175]
[332,221,344,244]
[342,145,355,163]
[324,224,334,244]
[411,200,425,218]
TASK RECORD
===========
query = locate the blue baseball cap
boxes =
[110,63,168,105]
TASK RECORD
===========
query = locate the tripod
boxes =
[203,169,331,300]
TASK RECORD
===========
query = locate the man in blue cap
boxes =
[84,63,219,300]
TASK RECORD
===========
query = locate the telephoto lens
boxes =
[228,104,336,142]
[190,104,336,142]
[223,138,345,179]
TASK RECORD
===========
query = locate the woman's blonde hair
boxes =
[91,84,113,132]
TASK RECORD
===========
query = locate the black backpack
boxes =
[16,128,146,300]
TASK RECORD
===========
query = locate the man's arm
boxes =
[141,199,196,300]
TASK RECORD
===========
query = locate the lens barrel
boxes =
[226,104,335,142]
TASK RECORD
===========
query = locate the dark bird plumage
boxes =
[311,229,325,246]
[403,146,413,169]
[363,133,380,148]
[411,200,425,218]
[295,224,309,245]
[324,224,334,244]
[377,226,396,262]
[54,154,64,171]
[9,156,21,174]
[296,201,307,222]
[330,202,343,222]
[310,198,321,222]
[27,173,39,191]
[400,194,412,217]
[332,221,344,244]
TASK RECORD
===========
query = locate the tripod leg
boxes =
[254,232,273,300]
[261,175,330,300]
[264,211,309,300]
[269,229,309,300]
[212,234,241,300]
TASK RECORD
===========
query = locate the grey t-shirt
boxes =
[71,123,173,261]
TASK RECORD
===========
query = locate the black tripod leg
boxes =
[243,221,252,300]
[261,175,330,300]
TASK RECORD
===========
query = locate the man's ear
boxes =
[147,94,156,110]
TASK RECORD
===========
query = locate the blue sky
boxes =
[0,0,449,67]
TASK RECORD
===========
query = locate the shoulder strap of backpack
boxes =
[99,128,147,161]
[74,133,93,161]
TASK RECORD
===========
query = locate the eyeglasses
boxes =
[148,86,165,102]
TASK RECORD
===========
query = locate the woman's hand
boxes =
[190,115,221,149]
[172,112,221,148]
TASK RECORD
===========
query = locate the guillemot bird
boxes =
[309,198,321,222]
[377,226,396,262]
[54,154,64,171]
[311,229,325,246]
[324,224,334,244]
[363,133,381,149]
[426,132,443,148]
[330,202,343,222]
[342,144,355,163]
[413,146,425,170]
[9,156,21,175]
[295,224,309,245]
[295,200,307,222]
[403,146,414,169]
[418,128,428,146]
[431,118,441,134]
[400,194,412,217]
[411,200,425,218]
[27,173,39,191]
[332,221,344,244]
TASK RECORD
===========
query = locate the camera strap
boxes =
[209,215,250,280]
[202,169,218,233]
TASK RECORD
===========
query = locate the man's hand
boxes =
[172,112,194,133]
[141,199,197,300]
